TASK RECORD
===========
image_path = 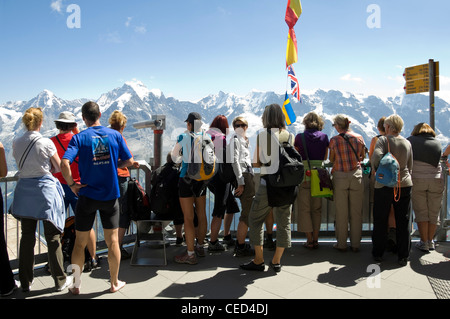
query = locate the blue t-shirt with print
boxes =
[63,126,132,201]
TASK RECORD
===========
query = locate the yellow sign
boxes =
[404,64,429,81]
[404,76,440,94]
[404,61,439,94]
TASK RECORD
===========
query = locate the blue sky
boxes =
[1,0,449,104]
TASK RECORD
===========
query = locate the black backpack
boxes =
[150,163,182,220]
[265,130,304,188]
[218,135,238,185]
[60,216,90,265]
[127,177,151,221]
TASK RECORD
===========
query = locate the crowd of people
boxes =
[0,101,448,297]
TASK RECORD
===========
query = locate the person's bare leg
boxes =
[194,196,207,245]
[103,228,125,293]
[69,230,90,295]
[180,197,196,251]
[209,216,222,242]
[223,213,233,238]
[253,245,264,265]
[272,247,285,265]
[87,229,97,259]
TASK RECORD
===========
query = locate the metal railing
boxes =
[2,159,449,265]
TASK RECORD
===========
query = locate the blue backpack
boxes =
[375,137,401,200]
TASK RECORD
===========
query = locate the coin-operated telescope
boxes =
[133,115,166,170]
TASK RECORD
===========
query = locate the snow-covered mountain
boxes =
[1,79,449,171]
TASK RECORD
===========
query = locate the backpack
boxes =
[127,177,151,221]
[375,137,401,201]
[60,216,90,265]
[265,130,304,188]
[218,135,238,184]
[150,163,182,220]
[185,130,217,182]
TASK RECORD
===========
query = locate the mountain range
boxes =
[1,79,449,171]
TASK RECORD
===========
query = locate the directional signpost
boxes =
[403,59,440,129]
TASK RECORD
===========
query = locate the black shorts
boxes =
[178,178,206,198]
[75,195,120,231]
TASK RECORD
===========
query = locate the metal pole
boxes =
[429,59,435,130]
[153,130,163,170]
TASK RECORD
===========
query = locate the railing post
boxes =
[436,157,449,241]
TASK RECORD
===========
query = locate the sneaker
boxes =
[270,262,282,273]
[415,240,429,253]
[208,240,225,252]
[234,243,254,257]
[428,240,435,251]
[175,237,184,247]
[195,245,206,257]
[56,275,73,292]
[1,280,20,297]
[174,251,198,265]
[222,237,236,247]
[240,260,265,271]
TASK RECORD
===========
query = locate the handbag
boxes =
[300,134,333,198]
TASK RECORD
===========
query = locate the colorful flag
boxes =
[282,92,296,126]
[287,65,300,101]
[286,28,298,68]
[285,0,302,29]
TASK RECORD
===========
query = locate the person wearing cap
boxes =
[50,111,98,271]
[170,112,209,265]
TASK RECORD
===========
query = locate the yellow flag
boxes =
[286,28,298,67]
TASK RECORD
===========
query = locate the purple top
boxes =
[294,129,329,160]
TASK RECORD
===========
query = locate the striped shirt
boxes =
[329,131,365,172]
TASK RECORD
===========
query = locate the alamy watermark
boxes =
[366,4,381,29]
[366,264,381,288]
[66,4,81,29]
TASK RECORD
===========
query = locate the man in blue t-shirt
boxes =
[61,101,134,295]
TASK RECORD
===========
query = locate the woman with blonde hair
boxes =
[407,122,443,252]
[329,114,366,252]
[372,114,413,266]
[11,107,72,292]
[240,104,296,272]
[294,112,329,249]
[108,110,140,259]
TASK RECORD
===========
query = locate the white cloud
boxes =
[100,32,122,44]
[125,17,132,28]
[440,75,450,86]
[134,25,147,34]
[340,74,364,84]
[50,0,64,13]
[387,75,404,84]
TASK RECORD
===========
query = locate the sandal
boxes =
[303,242,314,249]
[313,240,319,249]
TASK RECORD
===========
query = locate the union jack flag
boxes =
[287,65,300,102]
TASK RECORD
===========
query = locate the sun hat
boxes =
[54,111,77,124]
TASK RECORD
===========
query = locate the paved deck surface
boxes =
[4,239,449,304]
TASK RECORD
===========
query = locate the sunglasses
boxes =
[234,123,247,128]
